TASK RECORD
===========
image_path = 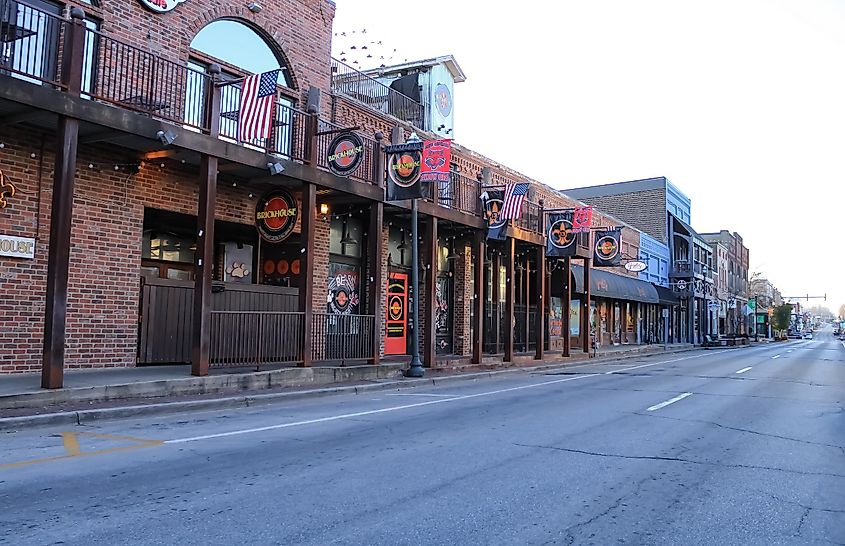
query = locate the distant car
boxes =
[802,332,813,339]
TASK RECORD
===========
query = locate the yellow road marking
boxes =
[61,432,82,456]
[1,432,163,470]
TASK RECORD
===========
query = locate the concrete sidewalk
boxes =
[0,343,697,430]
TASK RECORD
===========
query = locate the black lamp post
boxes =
[405,197,425,377]
[404,132,424,378]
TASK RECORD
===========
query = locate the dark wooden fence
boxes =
[137,278,298,365]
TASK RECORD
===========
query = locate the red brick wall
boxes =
[0,125,261,373]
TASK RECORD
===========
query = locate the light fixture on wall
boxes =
[446,237,458,260]
[246,1,261,13]
[319,203,329,215]
[340,214,357,246]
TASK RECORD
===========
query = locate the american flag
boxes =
[500,183,529,220]
[238,70,280,143]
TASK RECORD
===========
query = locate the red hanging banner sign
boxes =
[572,206,593,233]
[420,139,451,183]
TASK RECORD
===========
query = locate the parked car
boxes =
[802,332,813,339]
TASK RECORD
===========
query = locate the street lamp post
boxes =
[405,198,425,377]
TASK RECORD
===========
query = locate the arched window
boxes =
[184,19,295,153]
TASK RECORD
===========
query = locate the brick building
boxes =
[1,0,684,385]
[701,230,750,335]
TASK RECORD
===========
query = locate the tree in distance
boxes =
[771,304,793,338]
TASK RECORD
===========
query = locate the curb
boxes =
[0,346,700,432]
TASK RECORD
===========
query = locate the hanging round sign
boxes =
[387,150,421,188]
[595,235,619,262]
[327,132,364,176]
[624,260,648,272]
[255,189,298,243]
[548,217,576,249]
[138,0,186,13]
[677,280,688,291]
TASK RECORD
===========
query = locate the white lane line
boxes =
[646,392,693,412]
[772,354,781,359]
[166,352,712,445]
[603,352,710,375]
[385,393,457,398]
[735,367,753,374]
[165,374,599,444]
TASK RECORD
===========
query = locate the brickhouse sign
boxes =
[0,235,35,259]
[326,132,364,177]
[255,189,298,243]
[138,0,186,13]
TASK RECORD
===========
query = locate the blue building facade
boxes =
[638,232,670,287]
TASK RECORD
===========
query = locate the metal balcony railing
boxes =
[311,313,375,362]
[209,311,305,368]
[330,57,426,129]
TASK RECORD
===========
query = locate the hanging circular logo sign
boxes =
[548,218,576,249]
[138,0,186,13]
[595,235,619,261]
[327,132,364,176]
[387,150,421,188]
[677,280,688,291]
[435,83,452,117]
[255,189,298,243]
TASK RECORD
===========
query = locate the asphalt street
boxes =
[1,329,843,545]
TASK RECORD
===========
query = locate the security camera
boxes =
[156,129,177,145]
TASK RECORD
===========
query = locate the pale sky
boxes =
[333,0,845,315]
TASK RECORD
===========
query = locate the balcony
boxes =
[671,260,692,277]
[0,1,382,183]
[481,184,544,236]
[330,58,427,130]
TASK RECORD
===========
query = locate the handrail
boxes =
[330,57,426,129]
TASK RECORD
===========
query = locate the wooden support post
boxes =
[368,132,385,365]
[492,251,500,353]
[504,238,515,362]
[472,232,485,364]
[191,155,218,376]
[299,182,316,366]
[582,257,592,353]
[423,217,438,367]
[190,64,221,377]
[534,246,545,360]
[524,256,530,353]
[562,257,571,357]
[367,202,383,365]
[41,9,86,389]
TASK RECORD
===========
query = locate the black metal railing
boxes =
[82,25,212,131]
[209,311,305,368]
[482,184,543,234]
[217,87,309,160]
[315,119,380,184]
[0,0,66,88]
[425,171,481,216]
[311,313,375,362]
[330,57,426,129]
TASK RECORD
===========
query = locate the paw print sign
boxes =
[226,261,250,279]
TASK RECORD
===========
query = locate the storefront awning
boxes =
[571,264,660,304]
[654,285,680,306]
